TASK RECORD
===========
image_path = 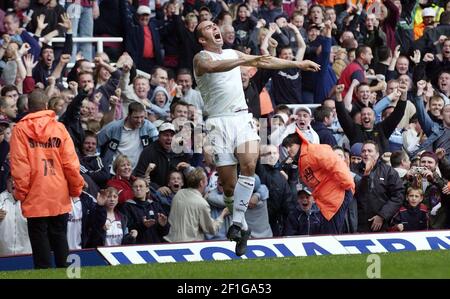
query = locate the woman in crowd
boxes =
[107,154,136,204]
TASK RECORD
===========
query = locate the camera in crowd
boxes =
[411,166,428,175]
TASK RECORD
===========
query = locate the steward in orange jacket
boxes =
[9,91,84,268]
[10,110,84,217]
[282,128,355,234]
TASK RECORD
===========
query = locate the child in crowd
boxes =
[121,177,169,244]
[284,185,321,236]
[390,187,429,232]
[86,187,137,247]
[151,170,184,215]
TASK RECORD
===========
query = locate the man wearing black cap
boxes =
[284,185,321,236]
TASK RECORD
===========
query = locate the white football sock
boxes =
[232,175,255,231]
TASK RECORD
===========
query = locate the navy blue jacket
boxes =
[284,204,322,236]
[78,191,97,248]
[311,121,337,147]
[79,154,111,189]
[120,198,169,244]
[256,163,295,236]
[390,204,429,232]
[313,36,337,104]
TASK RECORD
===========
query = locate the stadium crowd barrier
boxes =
[2,231,450,271]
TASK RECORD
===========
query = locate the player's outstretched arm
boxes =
[194,51,263,76]
[236,51,321,72]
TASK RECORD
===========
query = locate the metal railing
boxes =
[41,37,123,53]
[287,104,321,111]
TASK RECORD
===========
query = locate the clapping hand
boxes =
[143,216,156,228]
[363,158,376,176]
[157,213,168,226]
[96,190,108,206]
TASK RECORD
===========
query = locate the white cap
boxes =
[294,106,312,116]
[159,122,176,133]
[137,5,151,15]
[422,7,436,17]
[296,184,312,195]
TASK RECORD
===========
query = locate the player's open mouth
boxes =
[214,33,221,41]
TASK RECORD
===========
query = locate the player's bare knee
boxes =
[240,161,257,176]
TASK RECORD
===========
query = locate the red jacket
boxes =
[107,175,136,204]
[10,110,84,218]
[337,60,366,98]
[295,128,355,220]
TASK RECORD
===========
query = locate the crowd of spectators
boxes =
[0,0,450,258]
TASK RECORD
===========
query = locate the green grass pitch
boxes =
[1,250,450,279]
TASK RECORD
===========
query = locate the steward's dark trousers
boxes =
[27,213,69,269]
[319,190,353,234]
